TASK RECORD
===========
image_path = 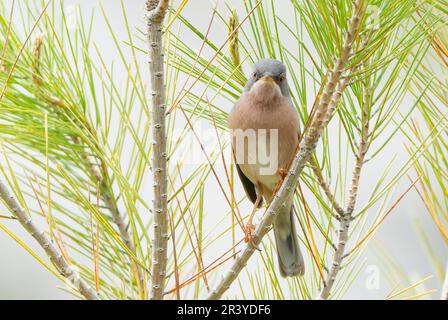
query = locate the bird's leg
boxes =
[271,167,288,196]
[244,191,262,247]
[277,167,288,180]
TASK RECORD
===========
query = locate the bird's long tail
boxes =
[273,197,305,277]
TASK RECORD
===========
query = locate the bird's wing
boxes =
[232,150,263,208]
[229,97,262,207]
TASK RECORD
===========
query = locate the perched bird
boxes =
[228,58,305,277]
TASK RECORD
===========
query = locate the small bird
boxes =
[228,58,305,277]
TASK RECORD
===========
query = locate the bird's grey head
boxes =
[244,58,289,97]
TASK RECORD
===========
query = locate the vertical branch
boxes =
[207,0,366,300]
[319,34,372,300]
[318,214,351,300]
[147,0,170,300]
[309,37,370,220]
[96,168,146,294]
[0,178,99,300]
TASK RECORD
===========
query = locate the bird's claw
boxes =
[244,223,261,251]
[277,167,288,180]
[244,223,255,240]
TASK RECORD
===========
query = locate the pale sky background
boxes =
[0,0,446,299]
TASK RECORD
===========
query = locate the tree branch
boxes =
[146,0,169,22]
[207,0,366,300]
[72,137,145,293]
[146,0,169,300]
[32,36,145,295]
[0,177,99,300]
[310,157,345,217]
[319,31,372,300]
[321,35,370,128]
[310,35,370,222]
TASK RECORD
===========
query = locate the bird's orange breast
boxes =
[229,91,300,194]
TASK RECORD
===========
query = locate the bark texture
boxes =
[0,178,99,300]
[147,0,170,300]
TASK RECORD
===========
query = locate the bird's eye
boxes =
[252,72,258,79]
[278,74,285,83]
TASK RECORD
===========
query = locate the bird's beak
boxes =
[260,75,275,83]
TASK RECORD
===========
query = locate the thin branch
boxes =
[310,157,345,216]
[310,35,371,222]
[73,140,146,296]
[207,0,366,300]
[147,0,170,300]
[31,37,145,294]
[319,31,372,300]
[0,177,99,300]
[307,14,373,219]
[345,85,371,213]
[322,34,370,127]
